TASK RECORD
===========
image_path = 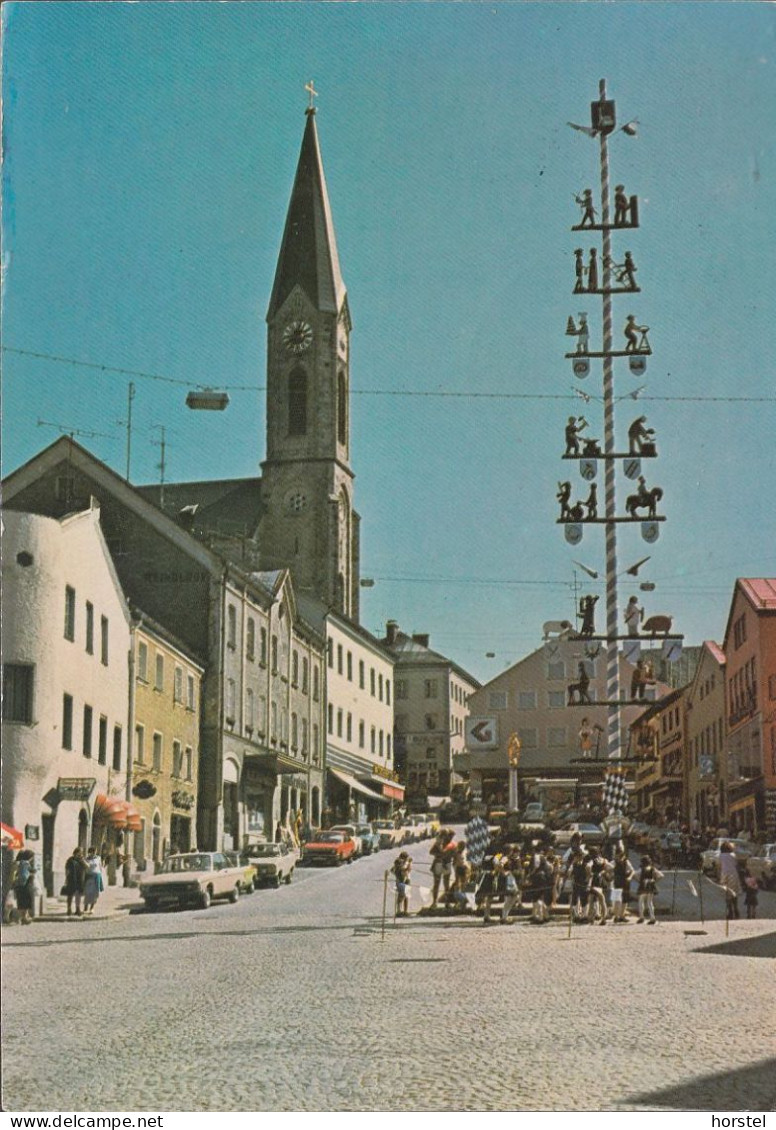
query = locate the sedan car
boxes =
[242,841,300,887]
[329,824,363,856]
[356,824,381,855]
[139,852,244,911]
[745,843,776,889]
[223,850,257,894]
[373,820,400,850]
[303,831,357,866]
[700,838,756,878]
[553,822,605,850]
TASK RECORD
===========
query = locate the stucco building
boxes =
[684,641,727,830]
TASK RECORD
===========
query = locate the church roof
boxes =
[267,110,347,320]
[136,477,263,536]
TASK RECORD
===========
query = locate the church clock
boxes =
[282,319,313,354]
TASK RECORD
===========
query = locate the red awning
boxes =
[1,822,24,850]
[124,804,143,832]
[94,794,130,827]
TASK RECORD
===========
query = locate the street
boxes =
[2,841,775,1113]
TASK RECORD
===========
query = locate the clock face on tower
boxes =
[282,319,313,354]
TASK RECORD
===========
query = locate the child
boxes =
[611,848,635,923]
[743,875,759,920]
[450,843,471,913]
[636,854,663,924]
[392,851,412,917]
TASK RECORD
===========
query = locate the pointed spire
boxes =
[267,104,347,321]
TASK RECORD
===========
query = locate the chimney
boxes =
[412,633,430,649]
[385,620,399,646]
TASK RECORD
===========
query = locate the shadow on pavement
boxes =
[691,931,776,959]
[629,1057,776,1110]
[0,922,359,948]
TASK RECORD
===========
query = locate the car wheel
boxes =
[273,874,282,888]
[335,856,343,866]
[228,885,240,904]
[285,869,293,885]
[199,887,212,910]
[347,854,354,864]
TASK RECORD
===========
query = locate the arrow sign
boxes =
[623,640,641,665]
[471,720,492,743]
[580,458,597,481]
[624,458,641,480]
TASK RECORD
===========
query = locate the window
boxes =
[733,614,747,650]
[312,724,319,762]
[520,728,538,748]
[226,679,236,724]
[396,679,408,700]
[327,639,334,668]
[62,694,73,749]
[292,650,299,686]
[387,734,392,758]
[113,726,122,772]
[359,660,365,689]
[291,713,298,749]
[138,641,148,680]
[174,665,183,704]
[378,673,384,701]
[82,705,93,758]
[64,585,76,641]
[246,687,255,732]
[379,730,384,757]
[227,605,237,649]
[359,720,365,748]
[135,724,145,764]
[172,741,183,778]
[85,602,94,654]
[488,691,507,710]
[313,666,320,701]
[370,668,376,696]
[519,691,537,710]
[394,714,407,733]
[260,627,268,666]
[187,674,195,711]
[281,709,288,745]
[100,616,109,666]
[548,691,566,709]
[336,708,343,738]
[301,718,309,754]
[184,746,193,781]
[386,680,391,706]
[346,712,352,742]
[98,716,108,765]
[347,651,353,681]
[371,726,376,754]
[152,732,162,771]
[2,664,34,723]
[271,701,278,741]
[337,370,348,447]
[259,695,267,735]
[302,657,309,693]
[271,636,278,674]
[547,662,565,680]
[337,644,343,675]
[424,679,438,699]
[155,653,164,692]
[548,726,567,747]
[288,367,307,436]
[246,618,255,660]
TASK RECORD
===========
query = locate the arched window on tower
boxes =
[288,368,307,436]
[337,370,348,447]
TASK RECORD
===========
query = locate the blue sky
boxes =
[3,2,774,682]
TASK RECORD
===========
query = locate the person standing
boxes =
[11,849,36,926]
[611,848,635,923]
[429,828,455,908]
[392,851,412,917]
[587,847,610,925]
[64,847,87,917]
[636,855,663,924]
[500,852,523,924]
[569,848,592,922]
[83,847,105,915]
[743,875,759,920]
[718,842,742,921]
[477,855,504,926]
[450,843,471,914]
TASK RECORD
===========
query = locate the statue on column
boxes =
[587,248,599,291]
[574,188,597,228]
[568,662,592,704]
[566,313,590,355]
[557,481,572,520]
[578,594,599,637]
[574,249,586,293]
[584,483,598,520]
[611,250,637,289]
[579,717,594,759]
[624,315,650,353]
[614,184,632,226]
[565,416,588,455]
[628,415,656,454]
[624,595,644,637]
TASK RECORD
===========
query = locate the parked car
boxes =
[223,850,257,894]
[654,831,684,866]
[356,823,381,855]
[373,820,400,850]
[553,822,605,850]
[522,803,546,823]
[400,819,418,844]
[242,841,300,887]
[139,852,244,911]
[745,843,776,889]
[330,824,363,856]
[303,831,358,866]
[628,822,652,849]
[425,813,441,838]
[700,838,756,879]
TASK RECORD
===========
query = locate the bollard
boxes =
[381,869,389,942]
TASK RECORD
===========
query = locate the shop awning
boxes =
[1,822,24,850]
[729,796,757,814]
[94,794,130,828]
[328,768,389,804]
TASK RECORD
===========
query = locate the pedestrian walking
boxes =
[587,847,610,925]
[63,846,87,917]
[392,851,412,917]
[568,848,592,922]
[529,851,554,924]
[611,848,635,923]
[718,842,742,920]
[743,875,759,920]
[477,855,504,925]
[500,852,523,924]
[636,855,663,924]
[11,849,36,925]
[83,847,105,914]
[450,843,471,913]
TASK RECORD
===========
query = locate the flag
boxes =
[602,767,628,816]
[465,816,491,867]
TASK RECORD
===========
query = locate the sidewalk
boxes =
[32,883,144,922]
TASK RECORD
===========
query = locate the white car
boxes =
[701,838,756,879]
[373,820,400,850]
[747,844,776,889]
[243,841,300,887]
[139,852,245,911]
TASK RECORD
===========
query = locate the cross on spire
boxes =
[304,80,318,114]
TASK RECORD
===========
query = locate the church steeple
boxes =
[267,107,347,321]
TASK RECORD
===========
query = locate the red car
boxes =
[302,831,357,867]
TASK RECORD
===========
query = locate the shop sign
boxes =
[371,763,400,783]
[132,779,157,799]
[25,824,40,841]
[172,789,195,811]
[58,778,96,802]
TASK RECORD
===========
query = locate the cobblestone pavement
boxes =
[2,844,774,1113]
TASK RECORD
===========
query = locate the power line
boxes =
[3,346,774,404]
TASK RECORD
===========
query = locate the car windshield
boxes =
[160,854,211,873]
[315,833,344,843]
[374,822,392,830]
[356,826,372,835]
[247,845,282,858]
[578,825,600,833]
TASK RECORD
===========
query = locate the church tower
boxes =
[259,102,360,620]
